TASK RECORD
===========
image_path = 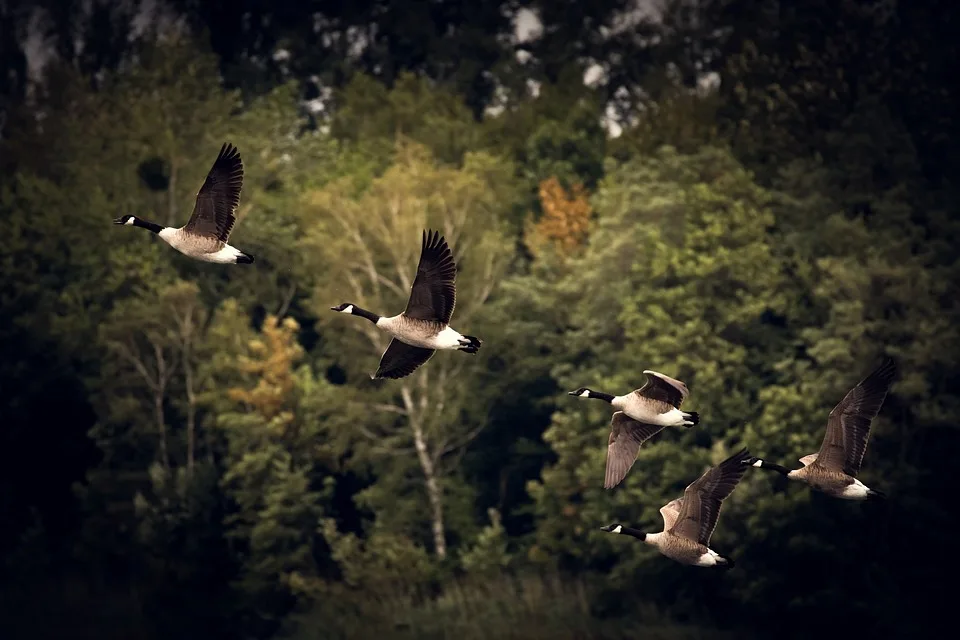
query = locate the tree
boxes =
[210,308,344,634]
[484,73,609,193]
[304,141,517,559]
[331,72,483,167]
[172,0,515,115]
[525,176,591,258]
[98,283,185,472]
[526,146,790,621]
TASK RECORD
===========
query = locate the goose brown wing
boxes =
[633,370,689,408]
[816,358,896,475]
[373,339,436,380]
[403,230,457,324]
[659,498,684,531]
[184,143,244,242]
[604,412,667,489]
[669,448,752,545]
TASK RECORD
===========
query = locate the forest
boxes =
[1,1,959,638]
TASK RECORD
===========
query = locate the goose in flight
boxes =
[569,370,700,488]
[114,143,254,264]
[331,229,482,380]
[744,357,896,500]
[601,448,752,568]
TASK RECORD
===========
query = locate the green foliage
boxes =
[332,72,483,166]
[2,9,959,639]
[286,570,735,640]
[484,76,608,192]
[525,148,789,604]
[212,313,343,629]
[301,141,518,559]
[459,508,512,576]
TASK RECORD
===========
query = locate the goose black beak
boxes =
[112,217,125,224]
[330,306,338,311]
[566,390,579,396]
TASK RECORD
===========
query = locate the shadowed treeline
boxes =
[1,1,959,639]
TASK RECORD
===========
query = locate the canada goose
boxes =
[330,229,482,380]
[113,143,254,264]
[743,357,896,500]
[600,448,752,568]
[569,371,700,488]
[568,371,700,427]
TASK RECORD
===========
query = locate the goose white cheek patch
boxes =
[340,305,354,314]
[612,525,622,534]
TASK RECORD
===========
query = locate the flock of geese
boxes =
[116,143,899,570]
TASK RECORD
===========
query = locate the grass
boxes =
[286,571,739,640]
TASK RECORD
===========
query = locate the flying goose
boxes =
[743,357,896,500]
[114,143,254,264]
[600,448,752,568]
[330,229,482,380]
[568,371,700,488]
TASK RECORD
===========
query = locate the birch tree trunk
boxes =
[183,352,196,474]
[153,342,171,470]
[402,384,446,558]
[307,144,513,558]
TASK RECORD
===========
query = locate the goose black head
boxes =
[599,523,624,534]
[567,387,593,398]
[114,214,137,225]
[330,303,357,314]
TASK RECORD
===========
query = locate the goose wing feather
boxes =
[184,143,244,243]
[633,370,689,408]
[604,412,667,489]
[815,358,896,475]
[373,339,436,380]
[669,448,751,545]
[403,230,458,324]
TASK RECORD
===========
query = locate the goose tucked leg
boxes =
[681,411,699,427]
[457,335,482,354]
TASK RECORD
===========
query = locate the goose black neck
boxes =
[622,527,646,540]
[133,217,163,234]
[754,460,791,476]
[588,391,616,403]
[352,306,381,324]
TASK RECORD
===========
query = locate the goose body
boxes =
[331,230,482,380]
[569,370,700,488]
[373,315,468,350]
[601,448,752,568]
[569,370,699,427]
[744,358,896,500]
[114,143,254,264]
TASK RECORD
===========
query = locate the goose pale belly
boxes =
[791,466,868,499]
[376,316,465,350]
[158,228,243,263]
[646,533,718,566]
[614,395,686,425]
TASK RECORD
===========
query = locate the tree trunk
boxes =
[154,343,170,470]
[184,357,196,474]
[155,388,170,470]
[413,418,446,559]
[402,385,446,558]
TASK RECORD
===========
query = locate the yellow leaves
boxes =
[228,315,304,424]
[525,176,592,258]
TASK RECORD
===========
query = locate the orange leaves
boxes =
[526,177,591,257]
[228,315,304,425]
